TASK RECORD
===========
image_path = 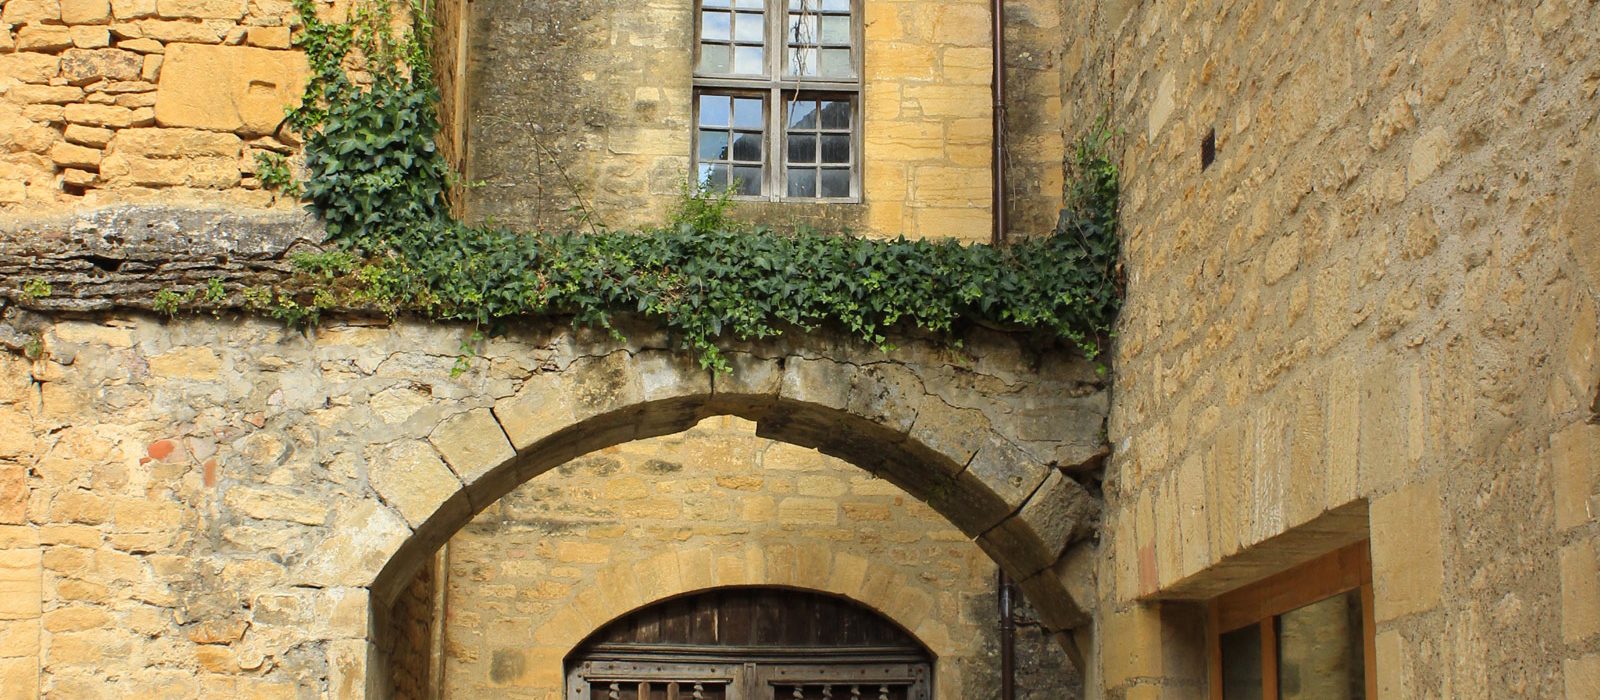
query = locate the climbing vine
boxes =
[233,0,1122,371]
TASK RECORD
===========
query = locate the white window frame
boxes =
[691,0,865,203]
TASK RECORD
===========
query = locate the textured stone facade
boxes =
[0,294,1106,698]
[455,0,1062,241]
[4,0,1599,697]
[0,0,310,210]
[437,416,1078,699]
[1062,1,1600,697]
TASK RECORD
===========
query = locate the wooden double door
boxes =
[567,659,929,700]
[565,589,933,700]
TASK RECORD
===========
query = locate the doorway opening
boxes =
[566,587,934,700]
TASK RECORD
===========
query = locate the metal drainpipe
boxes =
[999,570,1017,700]
[990,0,1008,245]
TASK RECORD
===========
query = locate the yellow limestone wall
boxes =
[435,416,1080,700]
[1058,1,1600,697]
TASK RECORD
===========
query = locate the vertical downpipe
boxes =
[990,0,1008,245]
[999,570,1017,700]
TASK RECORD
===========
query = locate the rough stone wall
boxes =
[460,0,1025,241]
[387,552,437,700]
[437,415,1080,700]
[0,0,310,211]
[1059,0,1600,697]
[999,0,1064,240]
[0,292,1106,699]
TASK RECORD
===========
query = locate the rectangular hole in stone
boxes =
[1201,127,1217,171]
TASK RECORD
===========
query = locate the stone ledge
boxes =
[0,204,324,312]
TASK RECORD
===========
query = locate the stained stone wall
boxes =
[436,415,1080,700]
[0,235,1109,699]
[0,0,311,210]
[1062,1,1600,697]
[454,0,1065,241]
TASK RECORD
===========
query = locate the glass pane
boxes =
[788,0,810,10]
[699,163,729,190]
[787,100,817,128]
[699,44,730,73]
[1278,590,1367,700]
[820,133,849,163]
[734,12,764,42]
[787,133,816,163]
[702,0,730,6]
[1220,624,1264,700]
[701,11,730,40]
[698,130,730,160]
[733,45,764,74]
[732,98,763,128]
[734,0,762,8]
[732,165,763,195]
[699,94,730,127]
[820,168,849,197]
[821,0,848,11]
[731,131,763,162]
[787,47,818,76]
[819,48,852,77]
[819,100,850,129]
[787,168,817,197]
[788,13,818,44]
[820,14,850,44]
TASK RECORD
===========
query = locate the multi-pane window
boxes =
[693,0,860,201]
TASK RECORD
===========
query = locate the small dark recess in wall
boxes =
[1201,127,1217,171]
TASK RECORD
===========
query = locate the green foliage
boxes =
[256,152,301,196]
[246,0,1122,370]
[667,180,740,234]
[20,279,51,300]
[22,334,44,361]
[204,277,227,305]
[152,288,192,316]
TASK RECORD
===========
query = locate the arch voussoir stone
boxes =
[364,325,1109,630]
[978,470,1099,579]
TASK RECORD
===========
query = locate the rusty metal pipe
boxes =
[990,0,1008,245]
[1000,570,1017,700]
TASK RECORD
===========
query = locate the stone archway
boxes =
[510,539,979,697]
[322,325,1110,696]
[1,217,1107,697]
[363,334,1106,616]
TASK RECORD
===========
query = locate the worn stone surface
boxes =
[436,417,1082,699]
[0,304,1107,696]
[1077,0,1600,696]
[457,0,1035,241]
[0,206,323,312]
[154,43,307,136]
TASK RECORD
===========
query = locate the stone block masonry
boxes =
[0,238,1109,697]
[1064,0,1600,696]
[437,416,1083,700]
[0,0,310,211]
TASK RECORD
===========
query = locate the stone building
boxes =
[1,1,1597,700]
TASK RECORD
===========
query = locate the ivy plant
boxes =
[231,0,1123,371]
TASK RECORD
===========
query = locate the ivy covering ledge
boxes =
[5,0,1122,372]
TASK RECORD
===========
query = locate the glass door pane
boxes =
[1219,624,1263,700]
[1277,589,1367,700]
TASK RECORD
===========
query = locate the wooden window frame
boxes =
[692,0,864,203]
[1206,541,1379,700]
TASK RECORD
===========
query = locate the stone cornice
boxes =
[0,205,325,313]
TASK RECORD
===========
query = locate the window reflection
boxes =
[1278,590,1366,700]
[1220,624,1264,700]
